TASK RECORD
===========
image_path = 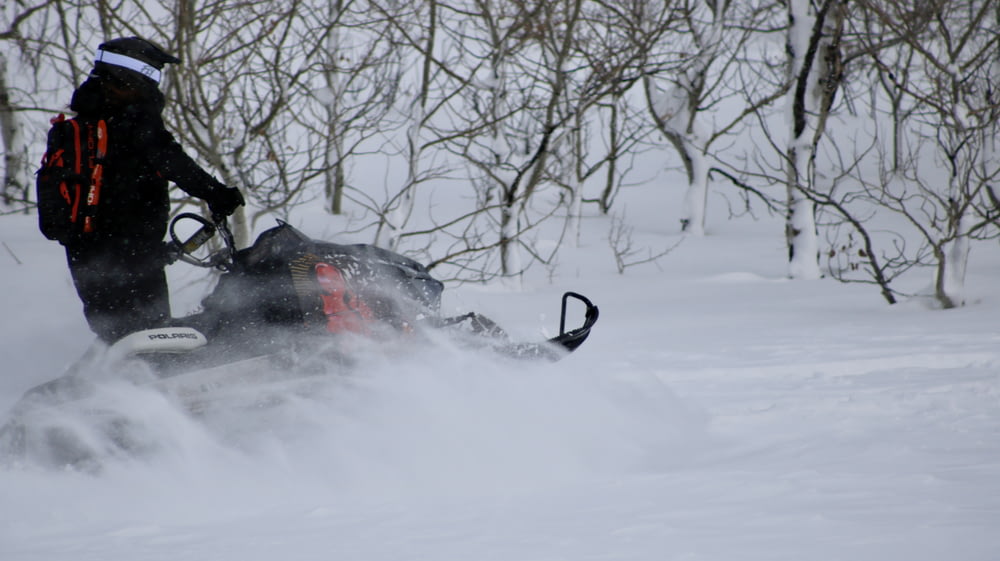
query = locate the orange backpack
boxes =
[35,114,108,243]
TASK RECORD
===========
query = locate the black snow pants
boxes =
[65,237,170,344]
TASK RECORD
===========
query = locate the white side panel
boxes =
[108,327,208,360]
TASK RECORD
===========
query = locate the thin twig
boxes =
[3,242,23,265]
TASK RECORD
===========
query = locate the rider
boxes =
[48,37,244,343]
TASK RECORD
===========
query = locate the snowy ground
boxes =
[1,194,999,560]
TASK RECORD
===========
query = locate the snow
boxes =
[1,183,999,560]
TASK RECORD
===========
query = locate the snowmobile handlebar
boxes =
[166,212,237,270]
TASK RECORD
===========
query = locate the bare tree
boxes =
[417,0,670,282]
[1,0,74,212]
[369,0,566,282]
[291,0,405,222]
[16,0,997,305]
[557,0,672,245]
[849,0,1000,308]
[367,0,442,251]
[643,0,786,236]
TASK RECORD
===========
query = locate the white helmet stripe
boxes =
[94,49,162,83]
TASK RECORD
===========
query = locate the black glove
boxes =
[208,186,245,219]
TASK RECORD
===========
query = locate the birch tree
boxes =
[321,0,350,216]
[644,0,721,236]
[784,0,845,279]
[0,49,30,210]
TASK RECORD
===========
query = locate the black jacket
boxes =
[67,75,226,244]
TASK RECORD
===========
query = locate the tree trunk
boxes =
[934,216,971,310]
[784,0,843,279]
[786,143,819,279]
[0,52,30,211]
[324,0,346,216]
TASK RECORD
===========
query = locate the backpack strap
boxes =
[82,119,107,233]
[66,118,84,226]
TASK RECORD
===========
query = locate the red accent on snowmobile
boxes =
[315,262,375,335]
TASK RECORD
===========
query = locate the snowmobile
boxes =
[0,213,598,468]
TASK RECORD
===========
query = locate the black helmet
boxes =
[93,37,180,85]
